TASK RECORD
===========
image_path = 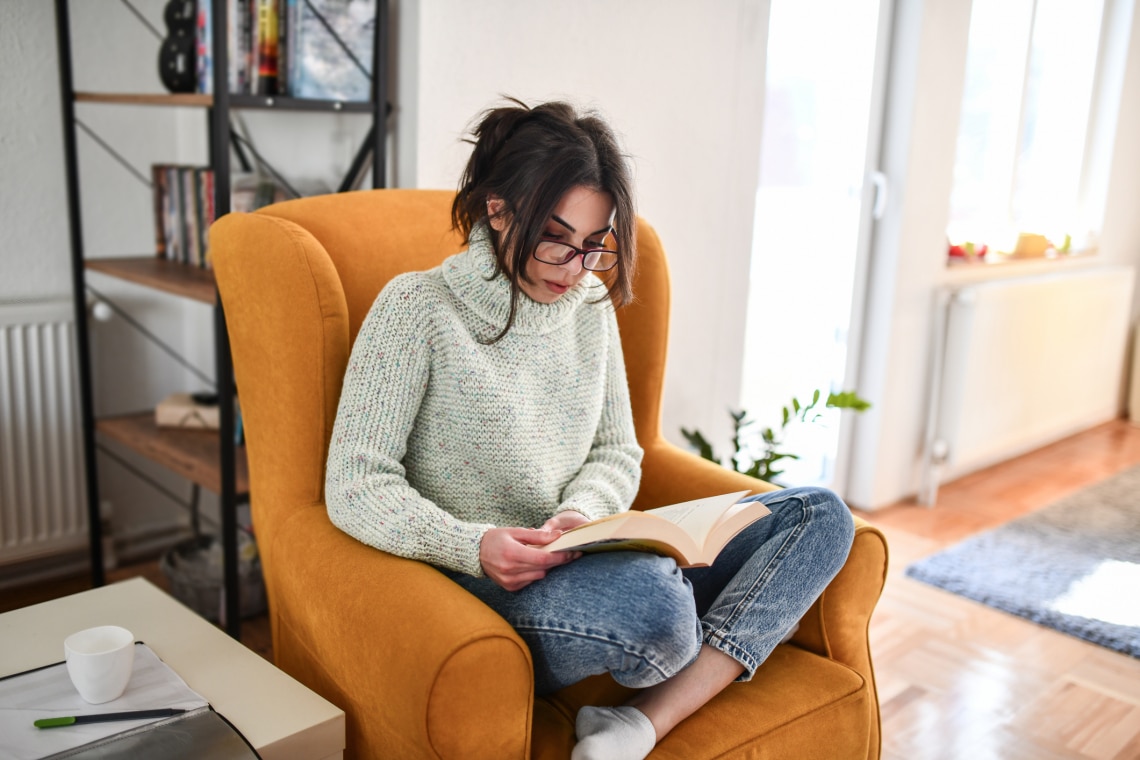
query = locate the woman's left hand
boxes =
[542,510,591,533]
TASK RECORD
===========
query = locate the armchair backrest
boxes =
[211,189,672,554]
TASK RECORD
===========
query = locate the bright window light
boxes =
[947,0,1109,261]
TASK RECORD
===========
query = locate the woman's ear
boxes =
[486,195,509,232]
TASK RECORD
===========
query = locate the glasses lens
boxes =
[533,241,620,271]
[582,250,618,271]
[535,242,577,265]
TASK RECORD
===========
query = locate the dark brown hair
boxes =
[451,98,637,342]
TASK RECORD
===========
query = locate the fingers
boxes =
[479,527,584,592]
[542,510,591,533]
[520,527,563,547]
[497,570,549,592]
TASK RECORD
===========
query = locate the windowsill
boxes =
[942,249,1102,286]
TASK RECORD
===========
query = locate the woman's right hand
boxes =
[479,527,581,592]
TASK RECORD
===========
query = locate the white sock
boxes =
[572,705,657,760]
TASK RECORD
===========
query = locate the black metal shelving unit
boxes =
[55,0,388,638]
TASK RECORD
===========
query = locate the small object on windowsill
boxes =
[1008,232,1054,258]
[948,240,989,261]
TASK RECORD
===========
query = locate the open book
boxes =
[541,491,769,568]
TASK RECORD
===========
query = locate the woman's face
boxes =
[491,185,616,304]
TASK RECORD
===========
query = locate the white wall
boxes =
[0,1,71,301]
[393,0,771,453]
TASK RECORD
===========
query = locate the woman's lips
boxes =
[545,281,569,295]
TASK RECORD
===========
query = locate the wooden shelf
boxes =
[86,257,217,304]
[97,412,249,496]
[75,92,213,107]
[75,91,375,113]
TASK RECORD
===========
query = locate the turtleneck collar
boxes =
[441,222,607,336]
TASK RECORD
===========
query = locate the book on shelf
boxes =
[151,164,297,267]
[195,0,375,100]
[151,164,215,268]
[196,0,214,94]
[290,0,376,102]
[541,491,769,568]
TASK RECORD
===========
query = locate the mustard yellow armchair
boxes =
[211,189,888,760]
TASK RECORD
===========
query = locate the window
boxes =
[946,0,1117,262]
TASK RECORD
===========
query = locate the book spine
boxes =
[183,168,200,267]
[285,0,298,97]
[197,0,213,94]
[166,166,181,263]
[247,0,259,95]
[151,165,167,258]
[227,0,238,92]
[201,168,216,269]
[276,0,288,97]
[255,0,279,95]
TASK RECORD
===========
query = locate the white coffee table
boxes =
[0,577,344,760]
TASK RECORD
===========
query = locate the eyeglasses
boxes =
[533,238,620,272]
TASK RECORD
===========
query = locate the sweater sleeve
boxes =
[325,277,496,576]
[557,310,644,520]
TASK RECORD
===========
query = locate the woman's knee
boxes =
[784,486,856,571]
[602,554,702,679]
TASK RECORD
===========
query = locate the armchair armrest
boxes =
[268,507,536,759]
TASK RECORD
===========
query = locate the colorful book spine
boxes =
[196,0,213,94]
[255,0,279,95]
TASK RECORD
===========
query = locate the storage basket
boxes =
[160,532,267,623]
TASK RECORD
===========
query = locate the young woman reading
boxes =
[325,99,855,760]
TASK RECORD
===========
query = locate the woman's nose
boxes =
[562,255,585,275]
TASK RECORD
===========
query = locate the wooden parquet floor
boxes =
[5,419,1140,757]
[855,419,1140,760]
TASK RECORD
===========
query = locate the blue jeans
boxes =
[444,486,855,696]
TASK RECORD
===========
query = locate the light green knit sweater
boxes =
[325,225,644,576]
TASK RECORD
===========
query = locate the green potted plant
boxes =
[681,389,870,483]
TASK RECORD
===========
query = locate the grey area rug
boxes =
[905,464,1140,658]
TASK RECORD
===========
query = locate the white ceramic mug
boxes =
[64,625,136,704]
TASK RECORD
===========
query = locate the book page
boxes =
[542,511,700,563]
[643,491,752,550]
[541,491,753,565]
[704,499,771,557]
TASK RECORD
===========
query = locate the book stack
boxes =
[195,0,375,102]
[152,165,216,268]
[152,167,290,267]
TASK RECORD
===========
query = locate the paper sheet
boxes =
[0,643,210,760]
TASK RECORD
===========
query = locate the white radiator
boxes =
[921,265,1136,505]
[0,299,88,565]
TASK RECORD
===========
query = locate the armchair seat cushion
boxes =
[534,646,868,759]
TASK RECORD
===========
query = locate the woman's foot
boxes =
[572,705,656,760]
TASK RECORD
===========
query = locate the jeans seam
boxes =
[702,627,759,675]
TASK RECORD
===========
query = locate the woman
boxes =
[325,99,855,760]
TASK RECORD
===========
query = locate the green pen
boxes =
[34,708,187,728]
